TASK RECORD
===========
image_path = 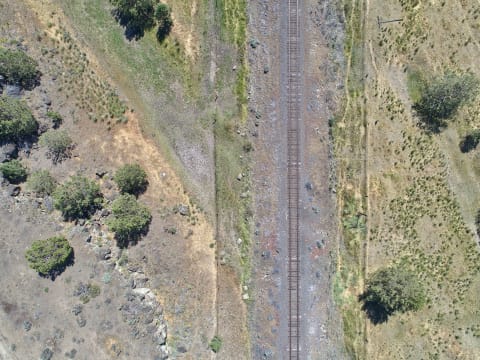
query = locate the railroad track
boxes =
[287,0,301,358]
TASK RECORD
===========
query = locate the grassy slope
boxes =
[58,0,252,354]
[57,0,215,209]
[336,0,480,358]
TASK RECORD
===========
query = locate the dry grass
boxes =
[336,0,480,358]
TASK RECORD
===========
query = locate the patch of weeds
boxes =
[209,335,222,353]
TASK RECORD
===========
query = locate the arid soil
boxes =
[248,0,347,358]
[0,1,217,359]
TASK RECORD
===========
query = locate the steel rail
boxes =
[286,0,301,358]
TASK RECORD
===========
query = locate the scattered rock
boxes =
[65,349,77,359]
[242,293,250,300]
[23,320,32,332]
[40,348,54,360]
[237,173,243,181]
[100,208,110,217]
[43,196,54,212]
[263,65,270,74]
[97,248,112,261]
[5,84,22,98]
[0,143,17,163]
[249,38,260,48]
[76,315,86,328]
[71,304,83,316]
[176,204,190,216]
[177,344,187,353]
[100,320,113,331]
[7,185,20,197]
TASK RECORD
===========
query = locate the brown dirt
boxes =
[0,0,218,358]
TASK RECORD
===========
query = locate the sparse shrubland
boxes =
[26,169,57,195]
[107,194,151,247]
[39,129,74,164]
[0,159,27,184]
[0,47,39,89]
[413,72,479,131]
[114,163,148,196]
[53,176,103,220]
[0,96,38,142]
[361,265,425,323]
[25,236,73,277]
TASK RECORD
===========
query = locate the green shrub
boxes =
[107,194,151,247]
[0,96,38,142]
[53,176,103,220]
[209,336,222,353]
[39,129,73,163]
[413,72,479,131]
[0,159,27,184]
[46,111,63,128]
[26,169,57,195]
[155,3,173,41]
[114,163,148,195]
[25,236,73,277]
[0,47,39,89]
[460,129,480,153]
[361,265,425,323]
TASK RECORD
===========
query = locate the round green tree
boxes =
[362,265,426,317]
[39,129,73,164]
[414,72,479,131]
[25,236,73,277]
[53,176,103,220]
[0,159,27,184]
[110,0,156,39]
[107,194,151,247]
[26,169,57,195]
[0,47,39,89]
[155,3,173,41]
[114,163,148,195]
[0,96,38,142]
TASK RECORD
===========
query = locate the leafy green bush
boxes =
[39,129,73,163]
[25,236,73,277]
[155,3,173,41]
[361,265,425,323]
[0,47,39,89]
[26,169,57,195]
[110,0,156,40]
[209,336,222,353]
[114,163,148,195]
[413,72,479,131]
[53,176,103,220]
[0,159,27,184]
[460,129,480,153]
[0,96,38,142]
[46,110,63,128]
[107,194,151,247]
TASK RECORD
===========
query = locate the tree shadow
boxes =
[41,249,75,281]
[112,9,155,41]
[360,300,390,325]
[156,22,173,43]
[459,134,480,153]
[115,221,151,249]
